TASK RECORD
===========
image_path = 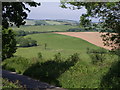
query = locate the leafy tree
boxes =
[80,14,91,27]
[61,1,120,88]
[16,37,37,47]
[2,2,40,29]
[2,1,40,60]
[61,1,120,50]
[2,28,17,60]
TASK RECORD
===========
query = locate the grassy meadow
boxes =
[15,33,102,60]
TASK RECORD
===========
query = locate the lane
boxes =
[2,70,65,90]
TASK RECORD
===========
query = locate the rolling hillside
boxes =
[24,19,79,26]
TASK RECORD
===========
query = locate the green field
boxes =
[15,33,102,60]
[4,32,119,88]
[3,26,119,88]
[12,25,78,32]
[45,20,62,25]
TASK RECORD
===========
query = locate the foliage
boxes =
[2,53,79,86]
[100,59,120,88]
[66,28,85,32]
[15,30,27,36]
[37,52,43,60]
[15,30,47,36]
[44,43,47,50]
[23,53,79,86]
[35,20,49,26]
[2,2,40,29]
[2,28,17,60]
[66,27,99,32]
[61,2,120,50]
[80,14,91,27]
[2,56,31,74]
[68,53,80,62]
[16,37,37,47]
[3,50,119,88]
[87,48,107,64]
[90,53,106,64]
[2,78,24,89]
[54,52,62,62]
[2,2,40,60]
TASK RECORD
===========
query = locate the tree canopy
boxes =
[2,1,40,60]
[2,2,40,29]
[61,1,120,50]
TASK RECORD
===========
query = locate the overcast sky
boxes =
[27,1,98,22]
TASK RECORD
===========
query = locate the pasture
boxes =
[15,33,102,60]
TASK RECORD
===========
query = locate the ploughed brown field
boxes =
[54,32,112,50]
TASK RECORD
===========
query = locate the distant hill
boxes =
[24,19,79,26]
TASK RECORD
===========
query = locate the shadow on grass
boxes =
[23,58,78,87]
[100,53,120,88]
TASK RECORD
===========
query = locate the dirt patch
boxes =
[54,32,112,50]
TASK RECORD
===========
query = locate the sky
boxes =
[27,1,99,22]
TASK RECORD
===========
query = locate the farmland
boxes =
[3,20,120,88]
[12,25,78,32]
[15,33,102,59]
[54,32,112,50]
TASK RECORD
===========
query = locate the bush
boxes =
[69,53,80,62]
[53,52,62,62]
[23,53,79,86]
[86,48,107,54]
[38,52,43,60]
[90,53,106,64]
[87,48,107,64]
[15,30,27,36]
[16,37,37,47]
[66,28,85,32]
[2,57,31,74]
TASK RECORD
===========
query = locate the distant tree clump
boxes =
[16,37,37,47]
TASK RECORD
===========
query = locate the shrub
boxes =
[87,48,107,64]
[16,37,37,47]
[2,57,31,74]
[90,53,106,64]
[86,48,107,54]
[23,53,79,86]
[37,52,43,60]
[53,52,62,62]
[68,53,80,62]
